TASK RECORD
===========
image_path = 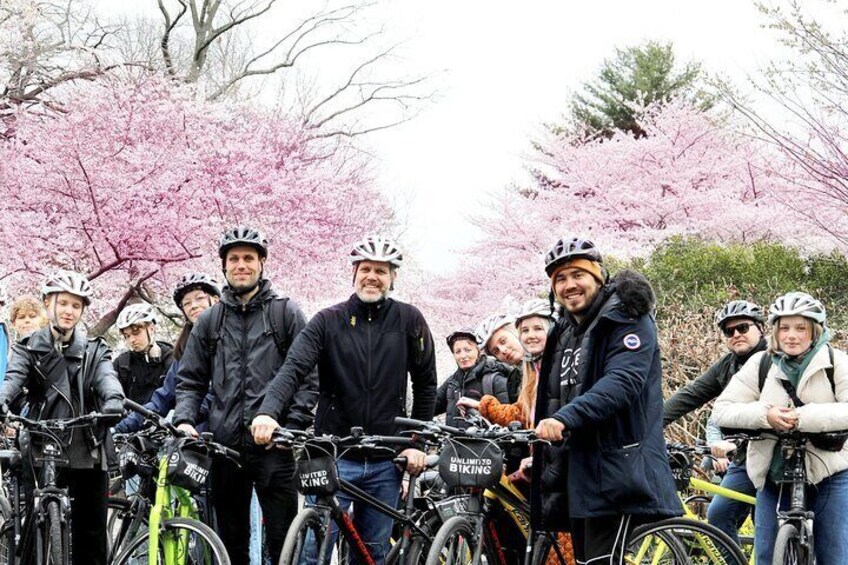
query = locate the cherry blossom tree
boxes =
[0,73,393,333]
[421,100,828,333]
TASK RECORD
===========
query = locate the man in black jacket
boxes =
[174,226,316,565]
[113,302,174,405]
[252,235,437,565]
[533,237,680,564]
[663,299,765,544]
[0,271,124,565]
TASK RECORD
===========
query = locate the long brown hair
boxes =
[173,322,192,361]
[516,361,538,427]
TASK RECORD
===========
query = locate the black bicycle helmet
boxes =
[714,300,764,328]
[218,226,268,259]
[544,237,603,277]
[446,327,478,349]
[173,273,222,309]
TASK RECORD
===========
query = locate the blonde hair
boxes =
[515,316,552,425]
[10,295,47,325]
[768,317,822,355]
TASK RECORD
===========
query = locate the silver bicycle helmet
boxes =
[475,313,516,352]
[514,298,553,327]
[41,271,93,305]
[218,226,268,259]
[446,327,478,349]
[349,236,403,268]
[768,292,826,325]
[116,303,158,330]
[173,273,221,309]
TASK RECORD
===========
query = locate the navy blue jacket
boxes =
[114,359,211,434]
[532,270,681,525]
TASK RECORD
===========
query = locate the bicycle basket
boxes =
[438,438,503,488]
[295,446,340,496]
[164,441,211,494]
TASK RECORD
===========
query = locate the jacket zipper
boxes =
[365,308,372,431]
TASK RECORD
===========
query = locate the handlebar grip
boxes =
[219,445,241,459]
[394,417,429,428]
[123,398,159,421]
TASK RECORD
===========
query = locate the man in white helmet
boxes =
[0,270,124,565]
[252,235,437,565]
[113,302,174,405]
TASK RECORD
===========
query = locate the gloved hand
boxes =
[0,402,8,417]
[101,398,125,415]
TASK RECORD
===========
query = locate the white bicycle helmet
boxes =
[218,226,268,259]
[714,300,764,328]
[349,236,403,268]
[116,303,158,330]
[475,313,516,352]
[41,271,93,305]
[768,292,826,325]
[514,298,553,327]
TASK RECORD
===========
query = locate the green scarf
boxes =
[768,327,832,484]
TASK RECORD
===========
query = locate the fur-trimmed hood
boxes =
[609,269,655,318]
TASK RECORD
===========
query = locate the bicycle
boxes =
[277,425,437,565]
[1,411,120,565]
[666,442,756,563]
[110,398,237,565]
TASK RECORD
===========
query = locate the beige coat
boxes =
[712,347,848,488]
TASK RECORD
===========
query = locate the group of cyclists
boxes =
[0,227,846,564]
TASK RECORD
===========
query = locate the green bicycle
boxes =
[111,399,235,565]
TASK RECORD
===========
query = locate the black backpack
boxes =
[204,297,291,359]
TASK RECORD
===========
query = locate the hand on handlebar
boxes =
[398,448,427,476]
[177,423,199,438]
[535,418,566,441]
[251,414,281,446]
[710,440,737,459]
[455,396,481,416]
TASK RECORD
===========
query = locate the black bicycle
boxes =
[1,411,120,565]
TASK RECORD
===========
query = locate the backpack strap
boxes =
[482,373,495,397]
[266,297,291,359]
[758,353,771,392]
[826,345,836,395]
[204,303,227,360]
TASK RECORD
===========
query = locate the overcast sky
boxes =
[95,1,785,274]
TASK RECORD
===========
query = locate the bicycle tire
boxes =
[107,496,138,560]
[387,513,439,565]
[0,495,14,565]
[773,522,812,565]
[424,516,478,565]
[45,500,64,565]
[111,516,230,565]
[629,517,747,564]
[279,507,326,565]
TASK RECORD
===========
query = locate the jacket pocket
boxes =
[599,443,652,506]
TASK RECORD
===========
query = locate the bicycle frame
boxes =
[146,455,199,565]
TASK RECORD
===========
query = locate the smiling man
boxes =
[174,226,315,565]
[252,235,437,565]
[532,237,680,564]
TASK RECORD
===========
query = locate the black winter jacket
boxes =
[435,356,511,428]
[531,270,682,528]
[258,294,437,438]
[173,280,316,448]
[113,341,174,405]
[0,326,124,468]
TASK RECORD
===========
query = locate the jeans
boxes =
[706,462,756,546]
[304,457,402,565]
[756,469,848,565]
[250,489,265,565]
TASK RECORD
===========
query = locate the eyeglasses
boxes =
[181,295,210,310]
[722,323,754,338]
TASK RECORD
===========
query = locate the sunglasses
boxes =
[722,323,754,338]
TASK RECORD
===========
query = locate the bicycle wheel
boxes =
[629,517,747,564]
[44,500,64,565]
[773,523,812,565]
[424,516,478,565]
[0,494,13,565]
[111,516,230,564]
[387,513,439,565]
[279,507,326,565]
[107,496,141,560]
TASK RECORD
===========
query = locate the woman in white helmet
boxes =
[0,270,124,565]
[713,291,848,565]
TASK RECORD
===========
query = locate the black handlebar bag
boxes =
[295,443,340,496]
[165,441,212,493]
[438,438,504,489]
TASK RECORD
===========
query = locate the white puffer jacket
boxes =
[713,347,848,488]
